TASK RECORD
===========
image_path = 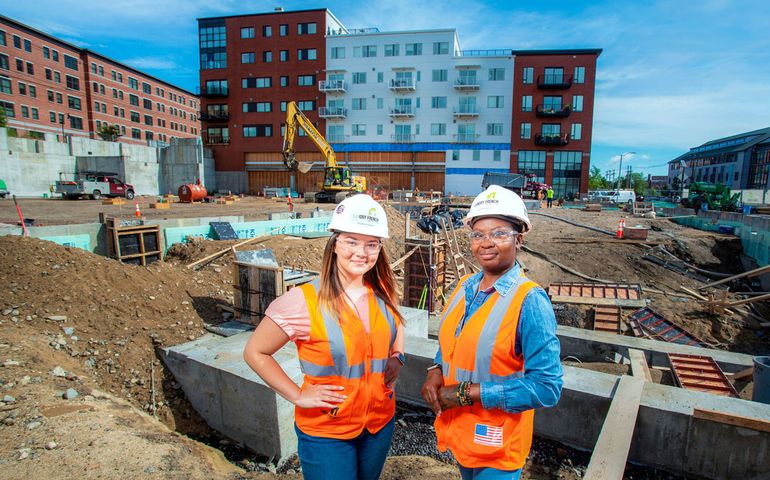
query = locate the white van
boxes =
[607,189,636,204]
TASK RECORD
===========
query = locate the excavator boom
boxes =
[283,101,336,173]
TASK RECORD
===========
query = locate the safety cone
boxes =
[616,218,625,239]
[134,201,142,218]
[287,195,294,212]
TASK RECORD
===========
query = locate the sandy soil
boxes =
[0,198,765,479]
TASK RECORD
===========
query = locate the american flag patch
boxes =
[473,423,503,447]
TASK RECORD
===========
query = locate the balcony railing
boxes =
[391,134,415,143]
[318,107,348,118]
[389,106,415,117]
[389,78,416,91]
[203,134,230,145]
[318,80,347,93]
[536,104,571,118]
[327,134,349,143]
[454,78,480,90]
[199,111,230,122]
[200,87,229,98]
[453,133,480,143]
[534,133,570,146]
[453,106,479,117]
[537,74,573,89]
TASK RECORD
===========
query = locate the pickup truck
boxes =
[56,172,135,200]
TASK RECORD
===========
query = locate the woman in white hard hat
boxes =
[421,185,563,480]
[244,194,405,480]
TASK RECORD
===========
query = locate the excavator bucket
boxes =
[297,162,313,174]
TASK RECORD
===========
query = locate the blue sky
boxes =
[5,0,770,177]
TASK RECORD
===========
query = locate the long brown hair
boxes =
[318,233,404,324]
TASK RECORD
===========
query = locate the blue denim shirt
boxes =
[434,263,563,413]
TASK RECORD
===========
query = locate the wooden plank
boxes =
[628,349,653,382]
[693,409,770,434]
[697,263,770,290]
[551,296,646,308]
[583,376,646,480]
[729,366,755,381]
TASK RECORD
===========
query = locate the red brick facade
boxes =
[510,50,601,196]
[199,9,328,171]
[0,15,199,145]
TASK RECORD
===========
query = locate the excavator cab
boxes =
[324,167,352,188]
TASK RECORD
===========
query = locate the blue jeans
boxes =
[295,417,395,480]
[459,466,522,480]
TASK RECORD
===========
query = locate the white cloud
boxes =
[121,57,178,70]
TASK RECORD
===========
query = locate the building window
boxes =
[128,77,139,89]
[54,71,61,83]
[0,100,14,118]
[518,150,546,182]
[377,98,383,109]
[0,76,11,94]
[201,52,226,69]
[52,50,59,62]
[65,75,80,91]
[23,39,31,52]
[330,47,345,59]
[352,72,366,84]
[520,123,531,139]
[384,44,399,57]
[552,151,582,197]
[241,52,255,64]
[279,24,288,36]
[431,123,446,136]
[521,95,532,112]
[362,45,377,57]
[493,151,502,162]
[543,67,564,85]
[297,100,315,111]
[69,116,84,130]
[18,82,26,95]
[144,115,153,126]
[129,94,139,106]
[431,96,447,109]
[405,43,423,56]
[280,76,289,87]
[352,98,366,110]
[451,150,460,161]
[12,35,20,48]
[488,68,505,81]
[571,123,582,140]
[64,54,78,71]
[29,85,36,98]
[431,69,447,82]
[297,49,317,60]
[56,93,63,104]
[487,123,503,136]
[130,111,140,122]
[261,25,272,37]
[297,75,315,86]
[572,95,584,112]
[91,62,97,74]
[98,66,104,76]
[15,59,22,72]
[297,23,317,35]
[433,42,449,55]
[280,50,289,61]
[522,67,534,84]
[0,31,5,47]
[487,96,504,108]
[352,124,366,136]
[199,24,226,48]
[241,27,255,39]
[243,125,273,137]
[242,77,271,88]
[542,123,561,136]
[0,54,8,71]
[377,72,384,83]
[574,66,585,84]
[242,102,272,113]
[67,96,81,110]
[472,151,481,162]
[142,82,151,94]
[263,51,272,63]
[143,99,153,110]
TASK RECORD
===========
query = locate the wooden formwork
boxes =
[402,237,446,313]
[232,262,318,324]
[106,217,162,266]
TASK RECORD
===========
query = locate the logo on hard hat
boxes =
[368,207,377,216]
[335,205,345,214]
[486,191,497,199]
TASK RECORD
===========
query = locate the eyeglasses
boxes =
[337,237,383,254]
[469,229,518,244]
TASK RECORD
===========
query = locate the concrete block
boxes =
[401,306,428,339]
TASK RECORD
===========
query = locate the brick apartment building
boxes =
[510,50,601,196]
[198,8,600,196]
[0,14,200,145]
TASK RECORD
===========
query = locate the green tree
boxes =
[0,107,6,128]
[97,124,120,141]
[588,166,608,190]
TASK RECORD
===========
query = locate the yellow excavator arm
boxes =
[282,101,337,173]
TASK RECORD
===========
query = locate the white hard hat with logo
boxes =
[465,185,532,233]
[328,194,389,238]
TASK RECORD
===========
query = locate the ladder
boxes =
[441,217,472,283]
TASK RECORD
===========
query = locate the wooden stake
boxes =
[698,264,770,290]
[186,227,281,270]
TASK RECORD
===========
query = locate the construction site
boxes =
[0,191,767,480]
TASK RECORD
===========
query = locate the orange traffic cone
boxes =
[616,218,625,239]
[134,201,142,218]
[287,195,294,212]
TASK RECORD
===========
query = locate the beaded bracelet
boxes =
[456,381,474,407]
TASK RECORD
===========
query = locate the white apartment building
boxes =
[321,29,514,195]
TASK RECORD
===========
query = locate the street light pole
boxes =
[617,151,636,189]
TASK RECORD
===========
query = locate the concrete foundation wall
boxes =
[216,171,247,195]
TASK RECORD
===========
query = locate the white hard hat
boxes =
[328,194,389,238]
[465,185,532,233]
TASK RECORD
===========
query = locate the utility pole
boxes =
[626,166,632,190]
[617,151,636,190]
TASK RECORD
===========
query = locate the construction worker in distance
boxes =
[421,185,562,480]
[243,194,405,480]
[546,186,554,208]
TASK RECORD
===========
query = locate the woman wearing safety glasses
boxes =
[421,185,562,480]
[244,194,405,480]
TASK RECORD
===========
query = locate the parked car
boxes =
[55,172,135,200]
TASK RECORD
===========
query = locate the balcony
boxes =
[453,133,480,143]
[454,78,480,90]
[536,104,571,118]
[537,74,573,89]
[453,106,479,118]
[391,134,415,143]
[318,107,347,118]
[318,80,347,93]
[199,111,230,122]
[389,106,415,117]
[203,133,230,145]
[389,78,416,92]
[534,133,570,146]
[200,87,229,98]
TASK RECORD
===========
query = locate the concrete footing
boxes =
[161,322,770,478]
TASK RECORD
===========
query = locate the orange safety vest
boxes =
[434,274,538,470]
[294,279,400,439]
